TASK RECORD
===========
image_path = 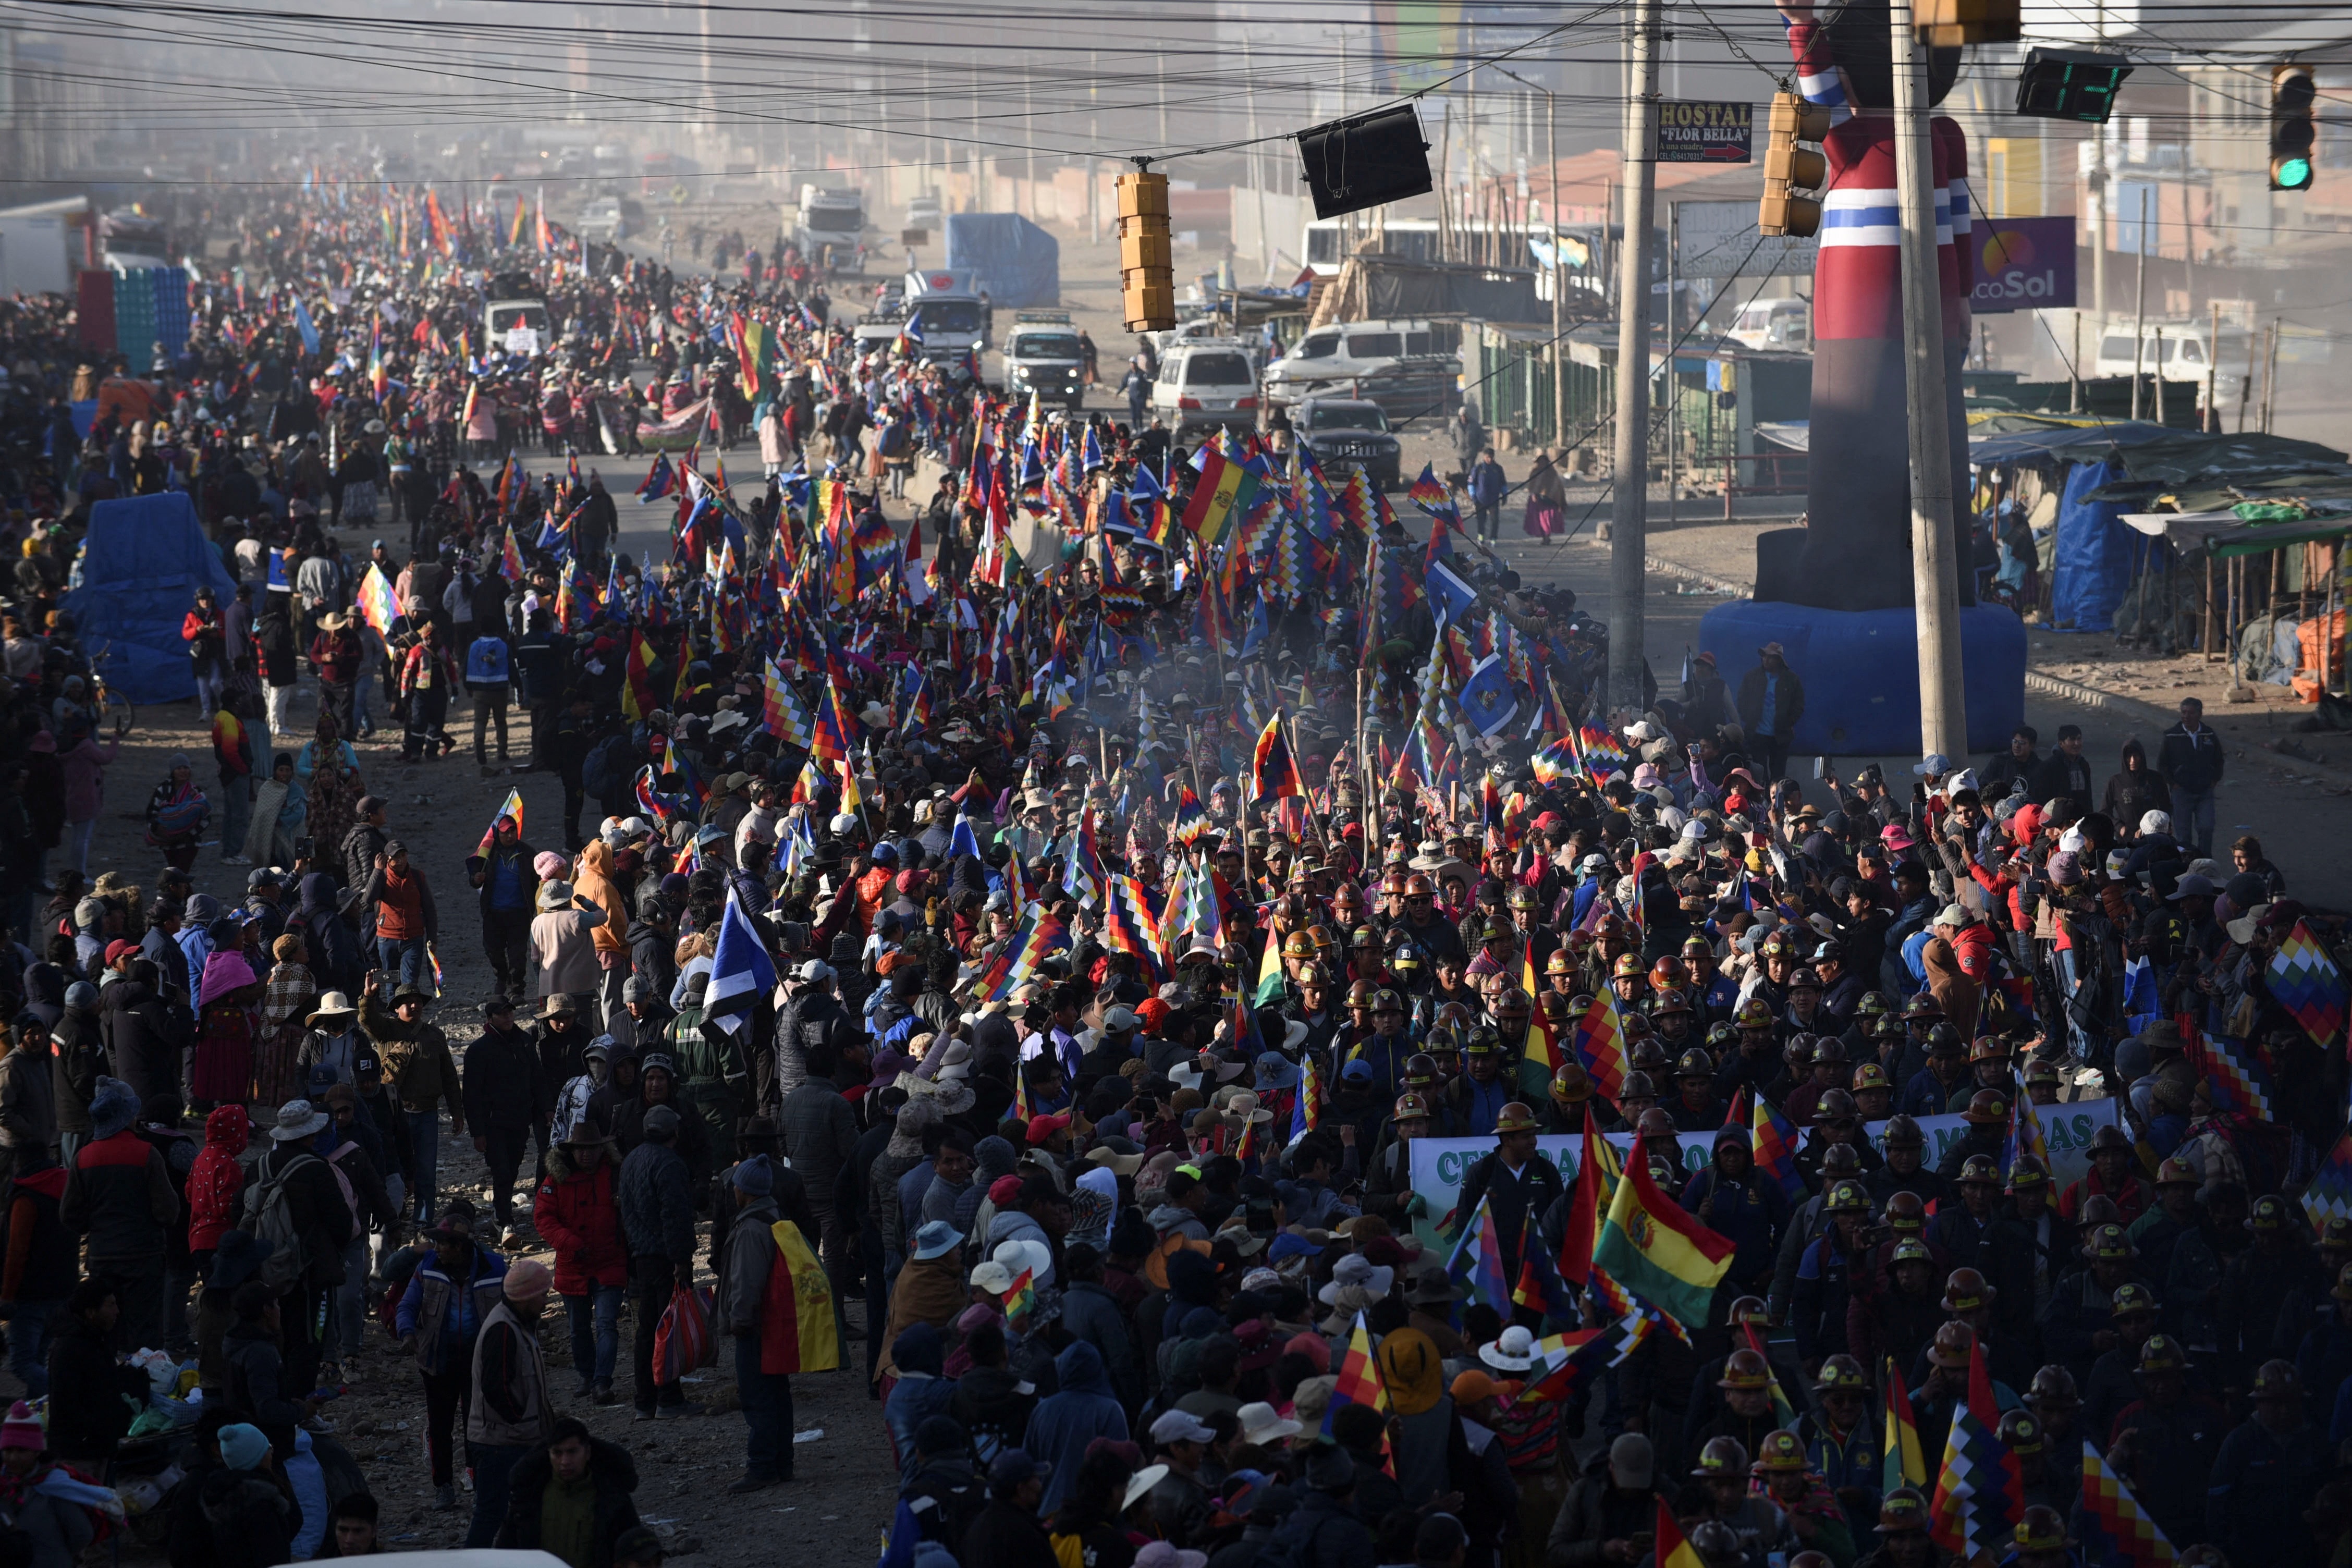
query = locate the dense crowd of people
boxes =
[0,171,2339,1568]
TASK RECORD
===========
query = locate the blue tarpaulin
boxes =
[62,491,238,704]
[944,213,1060,309]
[2050,458,2142,633]
[1697,599,2027,755]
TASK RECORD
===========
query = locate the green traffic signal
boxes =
[2274,155,2314,190]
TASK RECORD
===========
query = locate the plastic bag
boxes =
[651,1283,716,1387]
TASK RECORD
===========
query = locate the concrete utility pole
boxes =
[1891,0,1968,759]
[1607,0,1660,714]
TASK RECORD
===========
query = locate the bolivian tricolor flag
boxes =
[755,1220,840,1374]
[1522,941,1560,1075]
[1590,1132,1734,1326]
[1654,1500,1709,1568]
[1180,445,1257,551]
[1250,713,1303,802]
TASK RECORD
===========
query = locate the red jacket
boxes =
[531,1150,627,1293]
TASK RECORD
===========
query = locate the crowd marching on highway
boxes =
[0,174,2340,1568]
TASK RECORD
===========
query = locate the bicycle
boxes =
[89,646,136,738]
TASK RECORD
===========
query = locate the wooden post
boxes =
[2203,552,2216,659]
[2205,299,2221,433]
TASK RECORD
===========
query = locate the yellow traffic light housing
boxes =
[1914,0,2021,47]
[1118,169,1175,333]
[1760,93,1832,238]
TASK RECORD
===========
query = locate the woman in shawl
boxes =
[144,752,209,871]
[263,752,309,868]
[877,1229,967,1383]
[252,932,317,1108]
[306,743,367,871]
[293,710,359,787]
[1523,447,1568,538]
[190,949,261,1110]
[1921,935,1981,1042]
[186,1105,251,1280]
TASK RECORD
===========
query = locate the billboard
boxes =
[1659,100,1755,163]
[1972,215,2078,313]
[1675,198,1818,281]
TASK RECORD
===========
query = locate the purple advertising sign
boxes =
[1971,215,2078,313]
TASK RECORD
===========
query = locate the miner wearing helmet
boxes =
[1859,1489,1940,1568]
[1927,1156,2004,1280]
[2010,1506,2074,1568]
[1689,1435,1797,1561]
[1790,1181,1875,1365]
[2042,1223,2148,1390]
[1949,1035,2019,1117]
[1360,1091,1437,1231]
[2108,1334,2225,1551]
[1900,1022,1967,1120]
[1795,1356,1881,1532]
[1980,1156,2072,1354]
[2209,1358,2324,1566]
[1853,1239,1947,1402]
[1345,987,1415,1101]
[2057,1123,2149,1228]
[1442,1026,1513,1140]
[1717,997,1784,1108]
[1670,1048,1727,1132]
[1754,1429,1855,1562]
[1931,1089,2012,1181]
[1794,1086,1882,1192]
[1396,873,1468,967]
[2078,1284,2163,1460]
[1863,1113,1950,1211]
[1448,1099,1564,1324]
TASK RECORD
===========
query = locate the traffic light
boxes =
[2014,47,2132,123]
[1118,169,1174,333]
[2271,63,2317,191]
[1760,92,1831,239]
[1913,0,2020,46]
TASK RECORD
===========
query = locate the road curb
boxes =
[2025,671,2352,790]
[1644,553,1749,598]
[1638,558,2352,790]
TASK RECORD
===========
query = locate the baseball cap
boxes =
[1150,1409,1217,1446]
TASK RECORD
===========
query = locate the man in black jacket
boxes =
[233,1098,355,1400]
[45,1277,144,1464]
[496,1419,644,1568]
[2158,697,2226,857]
[1263,1443,1381,1568]
[2028,725,2095,820]
[961,1450,1059,1568]
[464,996,554,1245]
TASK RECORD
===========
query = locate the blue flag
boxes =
[1426,558,1478,627]
[702,891,777,1036]
[293,298,321,357]
[1458,653,1520,738]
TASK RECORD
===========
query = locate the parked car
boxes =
[1292,397,1403,491]
[1150,339,1260,437]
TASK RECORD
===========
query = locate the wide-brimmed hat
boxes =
[911,1221,963,1261]
[538,993,580,1019]
[1479,1324,1539,1371]
[270,1099,329,1141]
[305,991,357,1026]
[537,879,574,911]
[1317,1251,1394,1304]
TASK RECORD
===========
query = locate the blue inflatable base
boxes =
[1696,600,2027,757]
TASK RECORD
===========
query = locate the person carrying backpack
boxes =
[232,1098,355,1404]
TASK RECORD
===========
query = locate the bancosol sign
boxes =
[1973,215,2078,313]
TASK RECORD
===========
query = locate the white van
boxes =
[2092,323,2248,399]
[1152,339,1261,437]
[1262,318,1461,399]
[1724,297,1810,351]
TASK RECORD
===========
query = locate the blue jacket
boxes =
[1027,1343,1130,1516]
[1681,1159,1791,1290]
